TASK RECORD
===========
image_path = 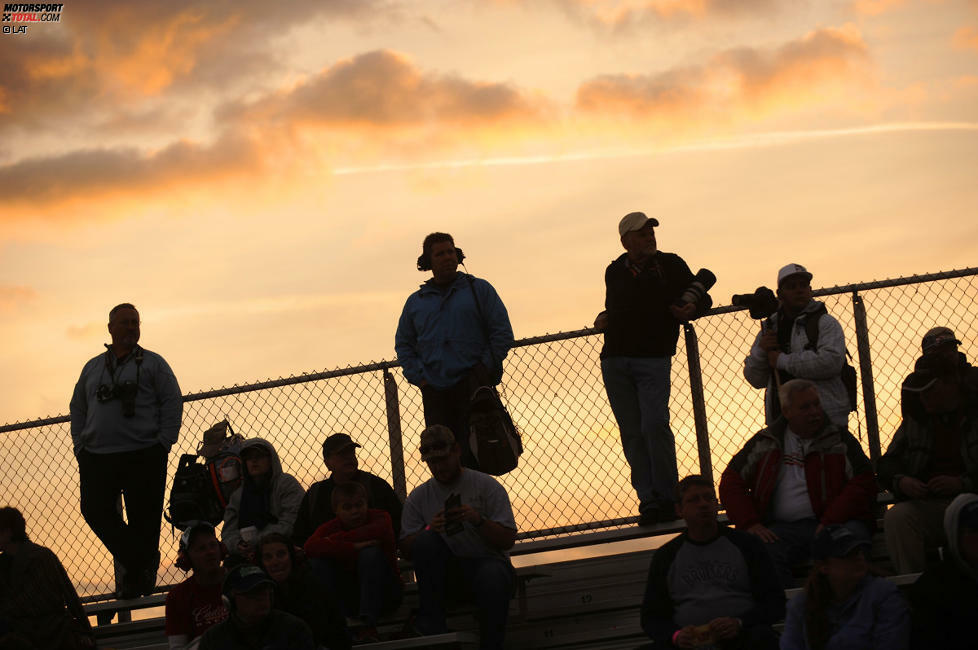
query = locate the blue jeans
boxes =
[309,547,402,626]
[411,530,514,650]
[601,356,678,514]
[763,518,871,587]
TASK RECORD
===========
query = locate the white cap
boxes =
[777,263,812,287]
[618,211,659,237]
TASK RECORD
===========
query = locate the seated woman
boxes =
[782,525,910,650]
[222,438,305,563]
[257,533,350,650]
[164,521,229,649]
[0,506,95,650]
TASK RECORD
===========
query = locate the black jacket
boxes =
[601,251,711,359]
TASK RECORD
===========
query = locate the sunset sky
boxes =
[1,0,976,425]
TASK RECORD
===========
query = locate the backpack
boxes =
[468,386,523,475]
[803,307,859,412]
[165,421,245,529]
[165,454,225,529]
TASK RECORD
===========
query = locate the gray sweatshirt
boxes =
[69,345,182,455]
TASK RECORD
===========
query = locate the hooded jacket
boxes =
[908,492,978,650]
[744,300,849,427]
[221,438,305,550]
[719,417,876,530]
[395,272,514,390]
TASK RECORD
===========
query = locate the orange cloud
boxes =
[0,285,37,312]
[953,26,978,51]
[576,24,871,122]
[223,50,548,130]
[66,322,104,341]
[0,133,262,211]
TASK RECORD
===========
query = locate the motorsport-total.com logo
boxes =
[2,3,64,35]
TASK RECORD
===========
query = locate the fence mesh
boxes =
[1,269,975,598]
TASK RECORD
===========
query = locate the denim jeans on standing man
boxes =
[601,356,679,516]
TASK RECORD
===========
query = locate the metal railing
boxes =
[2,267,976,598]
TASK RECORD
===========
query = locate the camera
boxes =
[731,286,779,320]
[96,380,139,418]
[674,268,716,307]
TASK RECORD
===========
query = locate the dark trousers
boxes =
[309,549,403,626]
[421,365,491,470]
[78,444,167,576]
[411,530,515,650]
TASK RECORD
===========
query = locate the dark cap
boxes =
[922,326,961,354]
[322,433,360,458]
[223,564,274,596]
[811,525,871,560]
[419,424,456,462]
[179,520,216,551]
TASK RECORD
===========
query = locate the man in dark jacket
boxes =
[719,379,876,587]
[879,355,978,573]
[595,212,713,525]
[641,475,783,649]
[909,493,978,649]
[292,433,402,546]
[198,564,315,650]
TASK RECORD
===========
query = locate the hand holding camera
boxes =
[443,493,464,536]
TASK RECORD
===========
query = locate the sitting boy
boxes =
[303,482,402,642]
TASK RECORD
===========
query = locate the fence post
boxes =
[383,369,407,502]
[683,323,713,483]
[851,291,882,467]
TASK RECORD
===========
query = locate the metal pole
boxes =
[683,323,713,483]
[852,291,882,467]
[383,369,407,502]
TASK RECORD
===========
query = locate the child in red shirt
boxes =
[304,482,402,642]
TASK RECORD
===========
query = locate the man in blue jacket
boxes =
[395,233,514,469]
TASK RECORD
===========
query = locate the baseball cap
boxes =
[419,424,455,462]
[811,525,871,560]
[322,433,361,458]
[223,564,274,596]
[618,212,659,237]
[921,326,961,354]
[777,263,813,288]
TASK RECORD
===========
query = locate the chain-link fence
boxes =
[2,268,976,599]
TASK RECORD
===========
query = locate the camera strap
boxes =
[101,345,144,388]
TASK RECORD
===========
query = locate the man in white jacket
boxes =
[744,264,850,427]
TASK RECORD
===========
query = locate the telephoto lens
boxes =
[675,269,717,307]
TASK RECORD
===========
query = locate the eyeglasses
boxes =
[420,442,450,456]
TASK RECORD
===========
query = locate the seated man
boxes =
[901,326,978,422]
[292,432,403,545]
[641,476,784,650]
[879,355,978,573]
[908,493,978,650]
[400,425,517,650]
[719,379,876,587]
[198,564,315,650]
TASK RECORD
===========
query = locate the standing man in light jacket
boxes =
[395,232,514,470]
[70,302,182,598]
[744,263,850,427]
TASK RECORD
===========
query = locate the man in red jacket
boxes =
[719,379,876,587]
